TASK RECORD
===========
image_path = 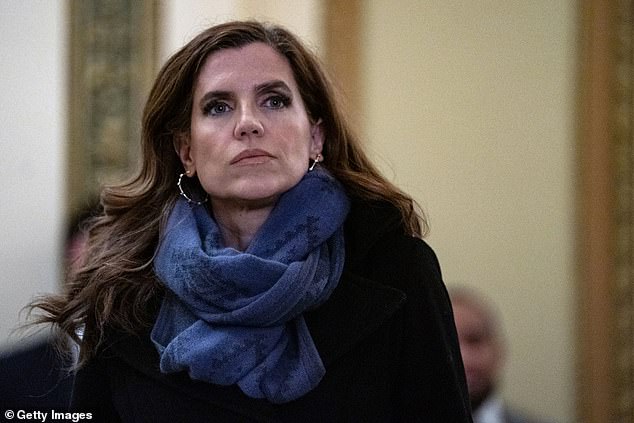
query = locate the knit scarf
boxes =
[150,169,350,404]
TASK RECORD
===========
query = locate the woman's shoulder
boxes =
[344,197,440,280]
[342,197,453,329]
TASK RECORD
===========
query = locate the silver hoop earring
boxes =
[177,172,208,205]
[308,153,323,171]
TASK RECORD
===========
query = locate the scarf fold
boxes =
[151,169,350,403]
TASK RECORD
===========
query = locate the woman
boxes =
[31,21,472,422]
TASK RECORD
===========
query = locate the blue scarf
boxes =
[151,169,350,403]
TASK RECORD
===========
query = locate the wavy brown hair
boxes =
[29,20,427,365]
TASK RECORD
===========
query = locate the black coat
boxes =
[71,199,473,422]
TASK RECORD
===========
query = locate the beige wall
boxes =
[159,0,324,63]
[0,0,68,351]
[360,1,576,422]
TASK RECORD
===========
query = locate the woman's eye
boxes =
[203,101,231,116]
[263,95,290,109]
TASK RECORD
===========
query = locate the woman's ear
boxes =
[309,119,325,156]
[174,132,195,174]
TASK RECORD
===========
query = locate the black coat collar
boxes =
[310,198,408,363]
[343,198,404,271]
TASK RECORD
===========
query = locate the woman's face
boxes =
[177,42,323,210]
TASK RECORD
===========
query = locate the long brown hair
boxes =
[29,20,427,365]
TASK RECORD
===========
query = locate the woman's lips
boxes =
[230,149,273,165]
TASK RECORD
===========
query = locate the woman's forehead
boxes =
[195,43,296,90]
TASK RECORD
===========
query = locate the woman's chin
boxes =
[217,178,301,203]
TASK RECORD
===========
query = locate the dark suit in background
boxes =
[0,337,72,411]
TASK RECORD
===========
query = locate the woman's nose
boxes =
[234,105,264,139]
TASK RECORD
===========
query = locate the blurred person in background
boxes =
[449,286,555,423]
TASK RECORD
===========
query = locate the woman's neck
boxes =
[209,198,276,251]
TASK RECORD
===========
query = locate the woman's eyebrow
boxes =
[255,80,292,95]
[199,90,232,104]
